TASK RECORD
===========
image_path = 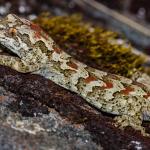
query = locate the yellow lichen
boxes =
[34,13,145,77]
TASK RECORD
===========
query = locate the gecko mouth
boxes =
[0,43,19,58]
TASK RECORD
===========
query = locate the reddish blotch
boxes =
[102,82,113,89]
[53,45,62,54]
[144,93,150,99]
[121,86,134,95]
[30,23,49,40]
[84,76,97,83]
[67,61,78,70]
[30,23,42,39]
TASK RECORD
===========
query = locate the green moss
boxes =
[34,13,145,77]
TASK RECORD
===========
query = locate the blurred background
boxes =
[0,0,149,52]
[0,0,150,22]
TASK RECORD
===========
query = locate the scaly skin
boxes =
[0,14,150,135]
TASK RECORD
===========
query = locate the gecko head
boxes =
[0,14,48,60]
[0,14,32,58]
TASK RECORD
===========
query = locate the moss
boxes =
[34,13,145,77]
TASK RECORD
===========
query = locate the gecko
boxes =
[0,14,150,136]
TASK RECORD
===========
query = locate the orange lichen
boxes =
[0,96,7,103]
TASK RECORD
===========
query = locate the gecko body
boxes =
[0,14,150,135]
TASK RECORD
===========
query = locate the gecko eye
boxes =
[8,28,17,36]
[29,48,33,51]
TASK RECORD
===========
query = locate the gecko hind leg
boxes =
[114,113,149,136]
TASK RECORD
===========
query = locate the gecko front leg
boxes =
[114,113,148,136]
[0,54,40,73]
[114,97,149,136]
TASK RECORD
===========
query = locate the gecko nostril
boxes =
[9,27,17,36]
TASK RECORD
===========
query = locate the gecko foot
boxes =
[114,114,149,137]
